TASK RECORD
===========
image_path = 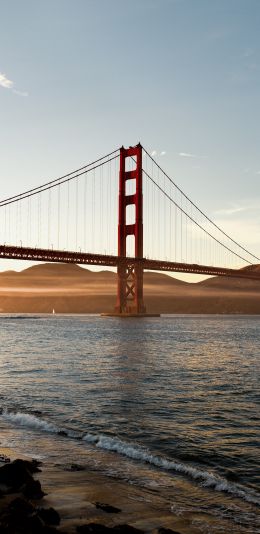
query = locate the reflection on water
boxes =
[0,314,259,532]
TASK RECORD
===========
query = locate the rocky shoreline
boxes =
[0,457,60,533]
[0,457,183,534]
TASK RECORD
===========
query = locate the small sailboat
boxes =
[52,308,55,315]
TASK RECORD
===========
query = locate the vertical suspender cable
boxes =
[67,181,70,250]
[58,183,60,250]
[84,172,87,252]
[75,177,78,251]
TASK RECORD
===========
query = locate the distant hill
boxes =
[0,264,189,288]
[0,262,260,314]
[242,264,260,273]
[199,276,260,291]
[199,264,260,291]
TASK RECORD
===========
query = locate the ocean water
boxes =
[0,314,259,533]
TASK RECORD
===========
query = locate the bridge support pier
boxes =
[114,260,147,315]
[103,143,158,317]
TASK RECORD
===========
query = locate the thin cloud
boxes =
[13,89,28,97]
[256,170,260,175]
[178,152,206,159]
[0,71,28,96]
[0,72,13,89]
[179,152,196,158]
[151,150,166,157]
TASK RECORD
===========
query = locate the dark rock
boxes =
[0,511,19,528]
[95,502,121,513]
[67,464,85,472]
[0,510,44,532]
[57,431,67,437]
[21,459,42,474]
[37,507,60,526]
[158,529,181,534]
[22,479,46,499]
[77,525,112,534]
[23,513,45,533]
[0,460,33,491]
[7,496,35,515]
[42,527,60,534]
[113,526,144,534]
[77,526,144,534]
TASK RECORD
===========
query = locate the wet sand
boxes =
[40,464,204,533]
[0,447,202,534]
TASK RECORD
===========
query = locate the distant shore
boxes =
[0,262,260,314]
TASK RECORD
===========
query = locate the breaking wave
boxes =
[2,410,59,433]
[82,433,260,506]
[2,410,259,506]
[2,410,79,438]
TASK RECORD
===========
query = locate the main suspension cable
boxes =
[143,146,260,262]
[0,147,120,206]
[143,167,253,265]
[0,154,119,208]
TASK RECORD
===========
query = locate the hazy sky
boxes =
[0,0,260,274]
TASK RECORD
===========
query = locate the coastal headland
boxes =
[0,263,260,314]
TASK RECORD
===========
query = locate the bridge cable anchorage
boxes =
[142,167,254,265]
[0,149,120,207]
[143,146,260,263]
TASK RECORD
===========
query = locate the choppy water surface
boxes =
[0,314,259,533]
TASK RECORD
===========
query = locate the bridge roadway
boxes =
[0,245,260,281]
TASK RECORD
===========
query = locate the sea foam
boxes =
[83,432,260,506]
[2,410,58,433]
[2,410,259,506]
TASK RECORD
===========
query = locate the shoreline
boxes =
[1,447,202,534]
[1,312,260,316]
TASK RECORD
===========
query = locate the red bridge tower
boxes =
[115,143,146,315]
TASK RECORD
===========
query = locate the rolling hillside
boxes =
[0,263,260,314]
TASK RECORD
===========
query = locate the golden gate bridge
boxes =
[0,143,259,316]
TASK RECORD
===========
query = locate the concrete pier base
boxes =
[101,313,160,318]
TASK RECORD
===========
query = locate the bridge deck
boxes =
[0,245,259,281]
